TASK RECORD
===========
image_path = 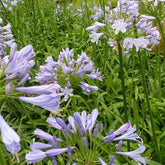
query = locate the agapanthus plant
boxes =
[17,48,102,113]
[86,0,160,52]
[26,109,146,165]
[86,1,161,158]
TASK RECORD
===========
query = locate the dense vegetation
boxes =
[0,0,164,165]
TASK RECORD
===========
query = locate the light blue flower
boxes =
[4,43,35,86]
[17,83,61,95]
[19,93,61,112]
[0,114,21,157]
[116,143,146,165]
[112,19,128,35]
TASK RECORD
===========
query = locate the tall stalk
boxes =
[129,47,139,129]
[84,0,90,23]
[138,51,161,162]
[117,41,128,122]
[31,0,36,49]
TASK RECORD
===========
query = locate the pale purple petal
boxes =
[19,93,61,112]
[26,149,46,164]
[0,114,21,154]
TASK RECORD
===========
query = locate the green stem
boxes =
[155,46,162,98]
[117,41,128,122]
[102,0,106,22]
[130,47,139,129]
[138,51,160,162]
[32,0,36,49]
[84,0,90,23]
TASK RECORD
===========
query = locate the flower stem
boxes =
[32,0,37,49]
[117,41,128,122]
[138,51,161,162]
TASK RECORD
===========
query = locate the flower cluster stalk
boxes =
[138,51,160,162]
[117,41,128,122]
[31,0,37,49]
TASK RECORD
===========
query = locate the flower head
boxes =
[17,48,101,113]
[86,0,160,52]
[28,109,145,164]
[2,43,35,88]
[112,19,128,35]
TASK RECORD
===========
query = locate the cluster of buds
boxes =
[4,43,35,86]
[0,42,35,95]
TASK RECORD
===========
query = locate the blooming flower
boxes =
[16,83,61,94]
[4,43,35,86]
[17,48,101,112]
[80,81,98,93]
[86,69,103,81]
[112,19,128,35]
[113,125,140,141]
[86,21,105,32]
[89,31,104,44]
[103,121,140,143]
[26,147,74,164]
[0,114,21,158]
[133,37,149,51]
[86,0,160,53]
[36,48,101,92]
[123,38,134,49]
[19,93,61,113]
[116,143,146,165]
[60,86,73,101]
[28,109,145,164]
[26,127,74,164]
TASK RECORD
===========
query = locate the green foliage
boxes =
[0,0,164,164]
